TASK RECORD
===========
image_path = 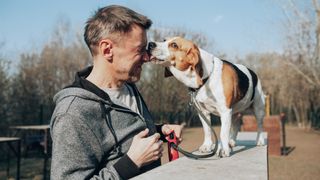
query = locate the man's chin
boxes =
[127,72,141,83]
[128,76,140,83]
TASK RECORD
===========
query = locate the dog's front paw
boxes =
[199,143,213,153]
[215,144,230,157]
[219,148,230,157]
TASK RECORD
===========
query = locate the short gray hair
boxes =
[84,5,152,55]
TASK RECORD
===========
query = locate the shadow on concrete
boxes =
[230,139,259,155]
[281,146,295,156]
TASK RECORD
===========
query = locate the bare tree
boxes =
[9,21,90,125]
[278,0,320,128]
[0,55,11,131]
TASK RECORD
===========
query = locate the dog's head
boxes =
[148,37,203,88]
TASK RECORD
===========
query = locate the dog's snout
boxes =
[148,42,157,50]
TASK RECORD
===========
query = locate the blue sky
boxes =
[0,0,287,61]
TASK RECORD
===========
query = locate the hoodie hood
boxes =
[53,65,149,118]
[60,66,112,102]
[53,87,110,107]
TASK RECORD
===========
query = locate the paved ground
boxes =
[161,126,320,180]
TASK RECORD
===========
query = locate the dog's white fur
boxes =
[149,37,265,157]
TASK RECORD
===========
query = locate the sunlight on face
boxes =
[112,25,149,82]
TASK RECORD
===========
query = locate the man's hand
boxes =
[127,129,163,168]
[161,124,184,143]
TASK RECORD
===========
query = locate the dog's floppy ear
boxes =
[164,67,173,78]
[186,44,200,66]
[187,44,203,86]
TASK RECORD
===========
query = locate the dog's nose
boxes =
[148,42,157,50]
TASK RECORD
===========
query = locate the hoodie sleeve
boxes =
[50,113,138,180]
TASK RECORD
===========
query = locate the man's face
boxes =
[112,25,149,83]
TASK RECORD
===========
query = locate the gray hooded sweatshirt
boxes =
[50,66,164,180]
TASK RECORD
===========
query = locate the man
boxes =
[50,5,183,180]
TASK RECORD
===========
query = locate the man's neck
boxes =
[86,61,124,89]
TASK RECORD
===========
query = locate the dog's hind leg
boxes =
[253,80,266,146]
[198,111,213,153]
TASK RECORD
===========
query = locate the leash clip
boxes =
[188,91,196,106]
[165,130,179,161]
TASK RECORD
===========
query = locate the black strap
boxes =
[188,77,209,92]
[171,143,217,159]
[99,102,123,160]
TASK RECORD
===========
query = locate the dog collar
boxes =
[188,77,209,92]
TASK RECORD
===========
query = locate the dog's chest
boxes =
[199,100,220,115]
[195,89,221,115]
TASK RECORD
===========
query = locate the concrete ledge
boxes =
[132,132,268,180]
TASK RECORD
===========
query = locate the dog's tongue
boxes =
[148,55,172,67]
[149,55,156,61]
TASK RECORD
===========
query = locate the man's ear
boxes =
[99,39,113,60]
[164,67,173,78]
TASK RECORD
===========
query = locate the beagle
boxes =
[148,37,265,157]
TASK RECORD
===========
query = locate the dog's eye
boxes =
[170,42,178,49]
[163,39,166,42]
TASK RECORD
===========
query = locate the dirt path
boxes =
[268,126,320,180]
[161,126,320,180]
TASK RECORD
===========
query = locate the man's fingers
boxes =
[149,133,160,142]
[151,140,163,151]
[175,131,181,139]
[162,125,172,135]
[136,128,149,138]
[175,125,184,138]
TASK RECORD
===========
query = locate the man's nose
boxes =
[142,51,150,62]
